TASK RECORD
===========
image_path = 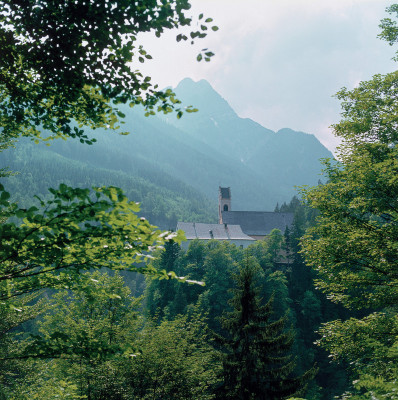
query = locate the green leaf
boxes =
[15,209,26,218]
[0,191,10,201]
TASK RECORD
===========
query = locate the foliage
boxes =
[127,311,219,400]
[145,240,239,327]
[145,234,348,398]
[13,271,140,399]
[316,312,398,400]
[15,309,220,400]
[301,146,398,309]
[10,369,86,400]
[264,270,293,321]
[339,373,398,400]
[281,196,351,399]
[0,183,185,303]
[0,1,218,397]
[0,138,15,179]
[145,241,186,321]
[264,228,285,265]
[34,271,140,358]
[0,293,48,399]
[318,312,398,375]
[19,272,217,400]
[301,69,398,310]
[215,261,316,400]
[0,0,217,145]
[144,224,356,399]
[300,5,398,399]
[199,243,240,330]
[379,4,398,61]
[332,72,398,158]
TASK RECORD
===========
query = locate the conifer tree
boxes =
[215,260,316,400]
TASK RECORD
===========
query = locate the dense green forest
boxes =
[0,138,217,229]
[0,195,367,399]
[1,1,397,399]
[144,201,352,399]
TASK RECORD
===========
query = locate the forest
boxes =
[1,1,397,399]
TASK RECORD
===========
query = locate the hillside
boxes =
[0,78,333,226]
[162,78,333,208]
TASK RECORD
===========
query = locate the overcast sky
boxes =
[138,0,397,152]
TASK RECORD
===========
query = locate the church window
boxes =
[223,204,228,211]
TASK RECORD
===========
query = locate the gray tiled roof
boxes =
[221,211,294,236]
[177,222,254,241]
[219,187,231,199]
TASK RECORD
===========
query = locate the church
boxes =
[177,187,294,248]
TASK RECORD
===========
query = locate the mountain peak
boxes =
[176,77,213,91]
[174,78,236,118]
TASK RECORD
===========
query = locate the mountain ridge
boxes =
[0,77,333,225]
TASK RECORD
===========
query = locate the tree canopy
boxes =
[300,73,398,310]
[0,1,221,396]
[215,261,316,400]
[0,183,185,303]
[300,4,398,398]
[0,0,216,304]
[0,0,217,145]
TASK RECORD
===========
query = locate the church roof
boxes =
[177,222,255,241]
[221,211,294,236]
[219,187,231,199]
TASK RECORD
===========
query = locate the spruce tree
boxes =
[215,260,316,400]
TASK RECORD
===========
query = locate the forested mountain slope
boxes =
[0,78,333,224]
[162,78,333,207]
[0,139,216,229]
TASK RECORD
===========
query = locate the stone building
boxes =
[177,187,294,248]
[176,221,255,249]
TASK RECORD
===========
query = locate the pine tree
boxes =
[215,260,316,400]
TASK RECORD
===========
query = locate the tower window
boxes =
[223,204,228,211]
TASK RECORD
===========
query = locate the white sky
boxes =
[137,0,397,152]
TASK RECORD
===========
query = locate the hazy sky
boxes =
[138,0,397,152]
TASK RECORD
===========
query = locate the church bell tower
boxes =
[219,187,231,224]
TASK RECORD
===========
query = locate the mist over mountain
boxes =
[0,78,333,225]
[163,78,275,163]
[162,78,333,207]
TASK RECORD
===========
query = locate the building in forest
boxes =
[176,221,255,248]
[177,187,294,248]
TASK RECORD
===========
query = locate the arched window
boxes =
[223,204,229,211]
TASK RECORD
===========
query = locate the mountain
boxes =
[162,78,333,206]
[0,78,333,226]
[0,137,217,229]
[163,78,274,163]
[246,127,332,189]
